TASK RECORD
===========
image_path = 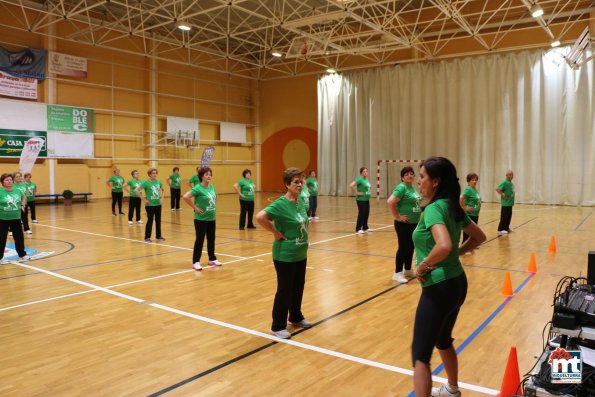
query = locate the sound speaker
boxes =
[588,251,595,285]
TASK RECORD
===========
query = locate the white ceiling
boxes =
[1,0,594,79]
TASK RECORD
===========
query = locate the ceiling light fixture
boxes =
[551,40,561,48]
[176,21,191,31]
[530,4,544,18]
[326,68,337,74]
[271,50,283,58]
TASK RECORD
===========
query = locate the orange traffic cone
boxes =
[502,272,514,296]
[528,252,538,273]
[496,346,521,396]
[549,235,557,254]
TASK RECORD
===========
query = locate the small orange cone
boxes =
[496,346,521,397]
[502,272,514,296]
[549,235,557,254]
[528,252,538,273]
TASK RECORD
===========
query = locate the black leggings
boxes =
[462,215,479,243]
[355,200,370,231]
[239,200,255,228]
[111,192,123,213]
[170,188,181,210]
[193,220,217,263]
[128,197,141,222]
[25,201,36,222]
[394,221,417,272]
[20,209,29,232]
[145,205,162,239]
[272,259,307,331]
[308,196,317,217]
[412,273,468,366]
[0,219,26,259]
[497,206,513,232]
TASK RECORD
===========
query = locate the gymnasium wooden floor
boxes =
[0,194,593,396]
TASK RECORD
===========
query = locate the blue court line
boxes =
[574,207,594,231]
[405,272,535,397]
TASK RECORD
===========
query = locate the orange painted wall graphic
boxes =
[261,127,317,191]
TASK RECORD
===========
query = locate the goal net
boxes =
[375,159,423,199]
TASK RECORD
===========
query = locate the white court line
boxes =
[1,224,393,312]
[35,224,247,259]
[11,260,497,395]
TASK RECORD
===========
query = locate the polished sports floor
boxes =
[0,194,593,396]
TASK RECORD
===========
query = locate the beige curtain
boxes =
[318,49,595,205]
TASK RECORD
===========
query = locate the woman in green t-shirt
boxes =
[167,166,182,211]
[135,168,165,243]
[349,166,371,234]
[13,172,30,235]
[123,170,143,225]
[23,172,37,225]
[387,166,421,283]
[0,173,29,263]
[306,170,319,220]
[459,172,481,244]
[106,168,125,216]
[256,168,311,340]
[232,169,256,230]
[183,166,221,270]
[411,157,486,397]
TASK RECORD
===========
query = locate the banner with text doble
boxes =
[47,105,94,133]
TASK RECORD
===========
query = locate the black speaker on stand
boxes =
[588,251,595,285]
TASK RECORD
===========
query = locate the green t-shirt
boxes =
[169,174,181,189]
[355,176,371,201]
[299,188,310,212]
[498,179,515,206]
[392,182,422,224]
[14,182,27,198]
[413,199,471,287]
[127,179,142,198]
[108,176,125,193]
[140,179,163,206]
[306,177,318,196]
[238,178,255,202]
[189,174,200,187]
[191,183,217,221]
[24,181,36,202]
[264,197,309,262]
[0,188,24,220]
[462,185,481,217]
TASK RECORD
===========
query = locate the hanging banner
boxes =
[0,71,37,99]
[0,47,46,80]
[48,52,87,78]
[19,137,45,173]
[0,129,47,157]
[201,146,215,167]
[47,105,94,133]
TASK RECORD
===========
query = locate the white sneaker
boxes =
[177,208,183,211]
[271,329,291,339]
[0,259,10,264]
[431,385,461,397]
[25,230,32,235]
[314,216,319,220]
[137,220,144,224]
[18,255,31,261]
[192,262,203,271]
[31,220,38,224]
[8,232,12,237]
[356,230,365,235]
[309,217,314,221]
[394,272,408,283]
[171,208,176,211]
[365,229,373,233]
[403,269,416,279]
[128,221,133,225]
[498,230,508,235]
[208,260,222,267]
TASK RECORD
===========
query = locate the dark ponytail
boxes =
[421,156,465,222]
